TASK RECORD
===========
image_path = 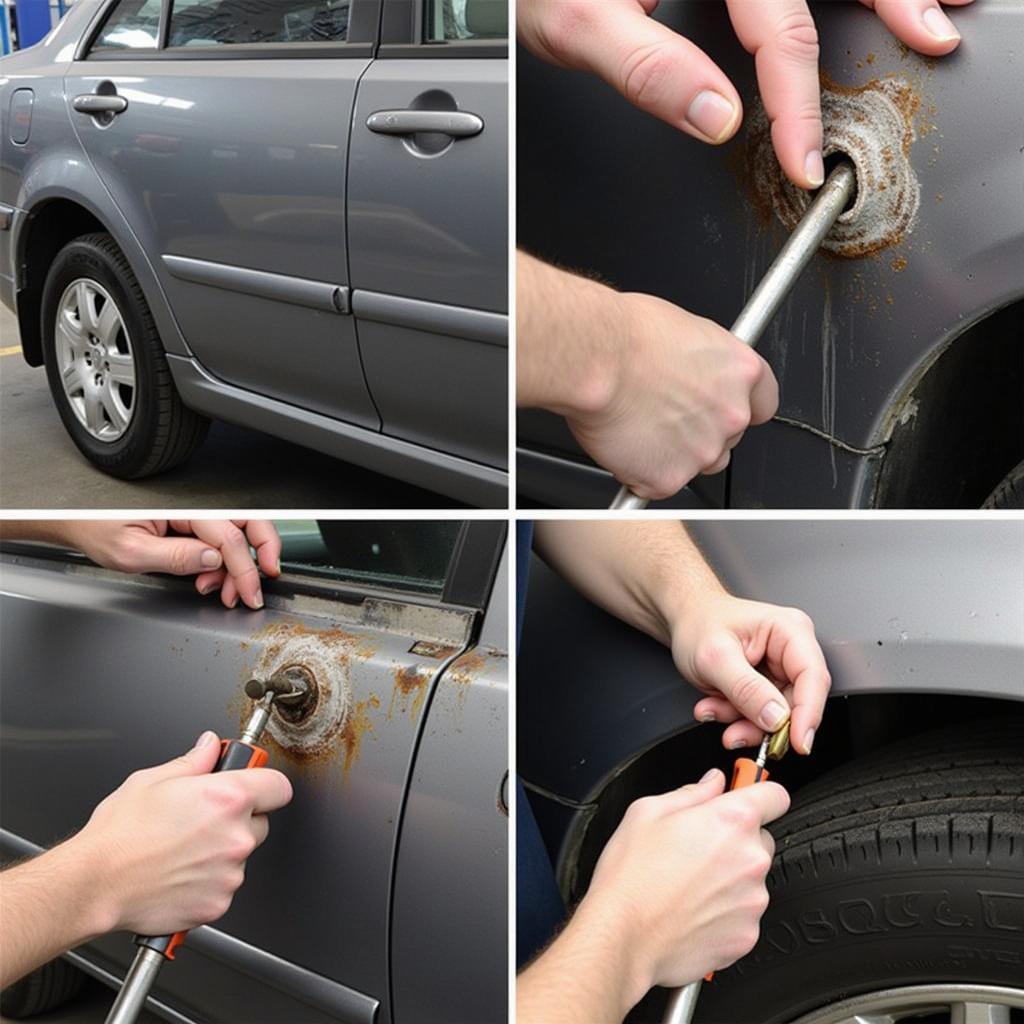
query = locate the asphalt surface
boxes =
[1,977,161,1024]
[0,304,464,509]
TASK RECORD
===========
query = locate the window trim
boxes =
[76,0,381,61]
[379,0,506,57]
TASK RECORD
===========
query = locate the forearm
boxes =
[517,901,645,1024]
[0,521,78,547]
[516,251,622,415]
[533,521,727,646]
[0,838,114,988]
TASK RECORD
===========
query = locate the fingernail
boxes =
[805,149,825,188]
[700,768,721,783]
[923,5,959,41]
[698,710,716,723]
[729,738,747,750]
[201,549,221,569]
[253,590,264,609]
[687,90,737,143]
[276,559,282,575]
[760,700,788,731]
[804,728,815,754]
[228,595,239,609]
[198,582,215,595]
[194,730,216,749]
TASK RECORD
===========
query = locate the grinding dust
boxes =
[746,76,921,258]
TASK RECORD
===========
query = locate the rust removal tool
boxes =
[661,722,791,1024]
[610,161,857,510]
[103,675,307,1024]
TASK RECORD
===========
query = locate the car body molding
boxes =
[162,255,350,315]
[352,290,507,347]
[0,828,381,1024]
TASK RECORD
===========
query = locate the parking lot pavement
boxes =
[0,306,464,509]
[1,977,162,1024]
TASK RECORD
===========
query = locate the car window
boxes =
[167,0,350,47]
[277,520,463,596]
[91,0,163,51]
[424,0,506,42]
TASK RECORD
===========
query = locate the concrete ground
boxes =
[1,977,161,1024]
[0,304,464,509]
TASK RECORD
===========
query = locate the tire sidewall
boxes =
[41,238,163,475]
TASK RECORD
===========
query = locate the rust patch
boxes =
[891,256,908,273]
[339,695,380,777]
[387,664,432,721]
[744,73,922,258]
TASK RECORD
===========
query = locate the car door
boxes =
[62,0,382,427]
[0,520,507,1024]
[347,0,507,471]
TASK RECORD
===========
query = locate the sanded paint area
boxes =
[0,305,462,509]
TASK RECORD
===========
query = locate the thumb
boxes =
[659,767,727,813]
[153,730,222,778]
[567,3,742,144]
[127,533,223,576]
[697,633,791,733]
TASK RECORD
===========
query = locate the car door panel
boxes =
[64,56,380,427]
[0,548,481,1022]
[348,51,507,467]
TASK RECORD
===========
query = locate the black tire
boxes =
[983,459,1024,509]
[0,958,86,1018]
[699,719,1024,1024]
[41,232,208,478]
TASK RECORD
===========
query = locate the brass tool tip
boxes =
[766,721,791,761]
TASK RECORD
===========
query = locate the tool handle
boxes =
[662,757,772,1024]
[610,161,857,512]
[135,740,268,961]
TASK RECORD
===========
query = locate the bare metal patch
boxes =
[747,76,921,258]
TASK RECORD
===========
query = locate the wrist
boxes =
[45,835,122,940]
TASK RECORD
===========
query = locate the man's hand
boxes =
[57,520,281,609]
[517,769,789,1023]
[672,594,831,755]
[517,257,777,499]
[75,731,292,936]
[518,0,972,189]
[0,733,292,989]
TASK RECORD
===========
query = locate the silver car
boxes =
[1,519,509,1023]
[0,0,508,507]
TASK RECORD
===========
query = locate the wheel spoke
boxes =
[833,1013,898,1024]
[57,314,84,357]
[76,281,98,332]
[106,351,135,388]
[100,380,130,434]
[61,361,83,395]
[83,390,104,434]
[951,1003,1012,1024]
[96,299,121,348]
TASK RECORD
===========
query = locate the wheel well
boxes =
[873,299,1024,508]
[545,692,1024,904]
[16,201,107,367]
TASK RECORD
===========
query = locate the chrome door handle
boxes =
[366,110,483,138]
[73,94,128,115]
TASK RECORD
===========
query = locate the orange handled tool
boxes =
[103,681,297,1024]
[662,723,790,1024]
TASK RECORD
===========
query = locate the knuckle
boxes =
[735,346,765,384]
[694,636,728,674]
[221,523,246,548]
[167,544,192,575]
[626,795,657,822]
[720,801,757,832]
[620,43,674,110]
[731,674,767,711]
[721,403,752,436]
[735,923,761,958]
[775,11,819,62]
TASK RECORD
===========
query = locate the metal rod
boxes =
[610,161,857,511]
[103,947,165,1024]
[663,977,704,1024]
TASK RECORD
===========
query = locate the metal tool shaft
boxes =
[663,977,704,1024]
[611,162,857,511]
[103,948,165,1024]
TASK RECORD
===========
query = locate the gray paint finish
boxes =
[517,0,1024,508]
[0,549,505,1024]
[352,290,507,346]
[518,520,1024,804]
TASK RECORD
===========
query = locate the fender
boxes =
[518,520,1024,805]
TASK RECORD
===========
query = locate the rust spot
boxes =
[891,256,908,273]
[409,640,458,660]
[742,73,922,259]
[388,664,432,721]
[339,695,380,777]
[866,53,876,65]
